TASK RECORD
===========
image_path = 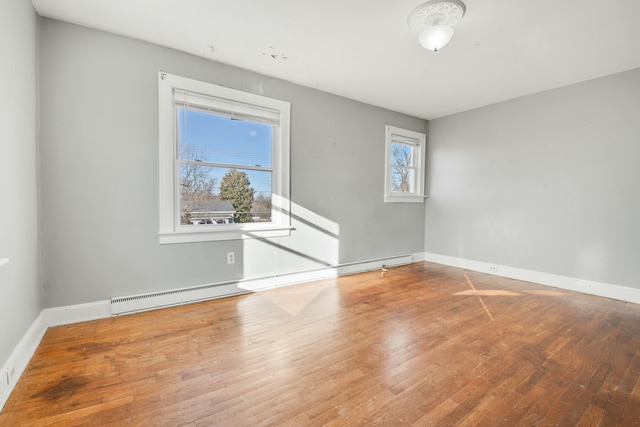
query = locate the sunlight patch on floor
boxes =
[258,283,328,317]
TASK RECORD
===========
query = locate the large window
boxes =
[158,72,291,243]
[384,125,426,203]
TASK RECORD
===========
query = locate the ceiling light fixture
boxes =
[408,0,466,52]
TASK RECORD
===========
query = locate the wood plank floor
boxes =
[2,262,640,426]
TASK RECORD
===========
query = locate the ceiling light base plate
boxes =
[408,0,466,32]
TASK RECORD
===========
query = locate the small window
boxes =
[158,72,292,243]
[384,125,426,203]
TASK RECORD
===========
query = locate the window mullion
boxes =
[178,159,272,173]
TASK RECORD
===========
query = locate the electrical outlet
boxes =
[5,366,15,385]
[489,265,498,273]
[227,252,235,264]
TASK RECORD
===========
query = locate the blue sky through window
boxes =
[178,108,273,196]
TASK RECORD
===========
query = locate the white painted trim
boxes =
[411,251,426,262]
[384,195,426,203]
[44,300,112,327]
[0,312,47,411]
[158,225,294,245]
[424,252,640,304]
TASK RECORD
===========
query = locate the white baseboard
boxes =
[265,253,418,290]
[0,312,47,411]
[424,252,640,304]
[411,252,425,262]
[44,300,112,327]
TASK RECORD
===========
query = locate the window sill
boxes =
[384,194,428,203]
[159,224,294,244]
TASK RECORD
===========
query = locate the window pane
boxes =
[178,108,272,168]
[180,163,272,225]
[391,143,414,167]
[391,167,415,193]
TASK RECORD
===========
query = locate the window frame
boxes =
[384,125,427,203]
[158,72,292,243]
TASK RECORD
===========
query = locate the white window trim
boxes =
[158,72,292,243]
[384,125,427,203]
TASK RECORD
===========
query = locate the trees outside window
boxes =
[251,193,272,222]
[391,144,413,193]
[180,146,218,224]
[219,169,255,223]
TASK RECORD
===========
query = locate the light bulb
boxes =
[418,25,454,51]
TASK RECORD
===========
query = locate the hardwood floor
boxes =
[2,262,640,426]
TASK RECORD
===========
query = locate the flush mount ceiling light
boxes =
[408,0,466,51]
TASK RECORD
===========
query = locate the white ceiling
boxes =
[31,0,640,120]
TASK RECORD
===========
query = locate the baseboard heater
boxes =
[111,281,245,316]
[110,254,413,316]
[337,254,413,275]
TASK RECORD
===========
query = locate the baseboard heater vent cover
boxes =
[111,281,244,316]
[382,254,413,268]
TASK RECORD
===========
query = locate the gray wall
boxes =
[39,19,427,308]
[0,0,41,366]
[426,69,640,289]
